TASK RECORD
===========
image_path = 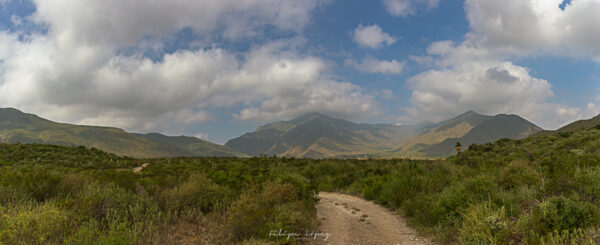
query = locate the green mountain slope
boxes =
[226,113,423,158]
[419,113,543,157]
[389,111,490,156]
[0,108,242,158]
[134,133,246,157]
[388,111,542,158]
[533,114,600,137]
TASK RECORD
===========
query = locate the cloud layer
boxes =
[465,0,600,58]
[0,0,379,133]
[403,0,600,128]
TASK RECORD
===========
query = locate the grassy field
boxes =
[3,124,600,244]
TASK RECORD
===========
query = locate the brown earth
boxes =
[311,192,433,245]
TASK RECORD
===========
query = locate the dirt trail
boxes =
[133,163,149,173]
[313,192,432,245]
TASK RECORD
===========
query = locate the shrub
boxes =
[433,176,499,225]
[500,160,541,190]
[225,179,316,243]
[459,202,510,245]
[73,182,133,223]
[540,228,598,245]
[574,167,600,203]
[0,202,70,244]
[361,175,385,201]
[520,196,599,237]
[158,174,230,215]
[378,170,423,208]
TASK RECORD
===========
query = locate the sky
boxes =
[0,0,599,144]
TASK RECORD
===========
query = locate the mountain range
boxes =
[0,108,244,158]
[226,111,543,158]
[1,107,553,158]
[225,112,426,158]
[388,111,543,157]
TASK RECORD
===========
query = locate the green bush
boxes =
[158,174,230,214]
[540,228,599,245]
[361,175,385,201]
[73,182,133,223]
[225,179,316,243]
[574,167,600,203]
[0,202,70,244]
[500,160,541,190]
[520,196,599,237]
[459,202,510,245]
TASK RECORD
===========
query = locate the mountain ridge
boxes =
[0,107,243,158]
[226,112,424,158]
[227,111,543,158]
[1,108,547,159]
[533,114,600,137]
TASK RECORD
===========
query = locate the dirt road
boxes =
[313,192,432,245]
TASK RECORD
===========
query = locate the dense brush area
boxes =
[306,124,600,244]
[3,124,600,244]
[0,144,317,244]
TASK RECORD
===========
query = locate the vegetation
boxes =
[301,124,600,244]
[4,122,600,244]
[0,144,317,244]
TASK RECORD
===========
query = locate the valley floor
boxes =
[313,192,432,245]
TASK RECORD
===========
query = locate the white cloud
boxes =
[32,0,322,46]
[402,0,600,128]
[582,103,600,119]
[345,58,405,74]
[352,24,397,49]
[0,1,378,133]
[195,132,210,141]
[464,0,600,59]
[406,61,561,125]
[382,0,440,17]
[404,38,598,129]
[409,55,434,67]
[0,33,379,131]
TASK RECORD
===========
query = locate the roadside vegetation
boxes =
[0,144,317,244]
[305,125,600,244]
[3,124,600,244]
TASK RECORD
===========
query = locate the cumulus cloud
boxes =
[406,61,555,124]
[0,32,378,131]
[382,0,440,17]
[0,0,378,133]
[352,24,397,49]
[465,0,600,59]
[345,58,405,74]
[32,0,322,46]
[403,36,599,129]
[402,0,600,129]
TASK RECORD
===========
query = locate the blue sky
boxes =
[0,0,598,144]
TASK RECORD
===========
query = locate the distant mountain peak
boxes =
[226,112,422,158]
[456,110,483,118]
[295,112,334,121]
